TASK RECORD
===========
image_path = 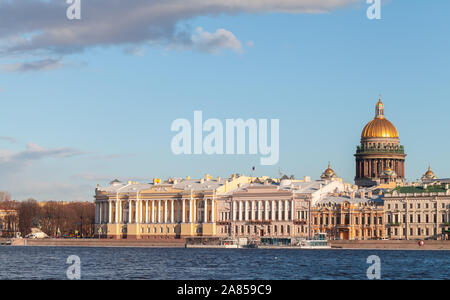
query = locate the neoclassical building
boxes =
[355,98,406,187]
[311,190,385,240]
[384,185,450,240]
[214,174,349,240]
[95,171,357,241]
[94,175,252,239]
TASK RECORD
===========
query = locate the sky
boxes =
[0,0,449,202]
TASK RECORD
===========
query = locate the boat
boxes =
[185,237,245,248]
[296,233,331,249]
[221,238,241,248]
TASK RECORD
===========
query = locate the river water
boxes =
[0,246,448,280]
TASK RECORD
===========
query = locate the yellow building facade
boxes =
[94,175,252,239]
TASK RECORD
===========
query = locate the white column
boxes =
[189,199,193,223]
[284,200,288,221]
[204,199,208,223]
[258,201,262,220]
[129,200,132,223]
[145,201,149,223]
[193,199,197,223]
[237,201,241,221]
[182,199,186,223]
[252,201,256,220]
[158,200,161,223]
[291,200,295,221]
[134,200,138,223]
[109,201,112,224]
[115,200,118,223]
[178,200,181,223]
[264,201,268,220]
[245,201,248,221]
[140,200,143,223]
[152,201,155,223]
[278,200,282,221]
[171,200,175,223]
[211,199,215,223]
[232,200,236,221]
[164,200,168,223]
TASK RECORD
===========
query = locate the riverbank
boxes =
[3,238,449,250]
[6,238,186,248]
[330,240,450,250]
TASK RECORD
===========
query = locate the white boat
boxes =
[297,233,331,249]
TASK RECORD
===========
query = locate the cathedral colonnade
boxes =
[356,158,405,179]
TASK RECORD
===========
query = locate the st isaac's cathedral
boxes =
[354,99,406,188]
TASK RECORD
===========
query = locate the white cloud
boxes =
[191,27,243,53]
[0,0,358,62]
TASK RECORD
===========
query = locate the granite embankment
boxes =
[330,240,450,250]
[3,238,450,250]
[8,238,186,248]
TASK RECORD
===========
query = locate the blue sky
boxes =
[0,0,449,201]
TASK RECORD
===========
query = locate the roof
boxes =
[173,179,228,191]
[317,194,383,205]
[97,178,230,193]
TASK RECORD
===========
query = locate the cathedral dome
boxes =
[361,99,399,139]
[321,163,337,179]
[422,165,437,181]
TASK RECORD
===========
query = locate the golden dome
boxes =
[361,118,399,138]
[361,99,399,139]
[383,168,396,176]
[321,163,337,179]
[423,165,437,179]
